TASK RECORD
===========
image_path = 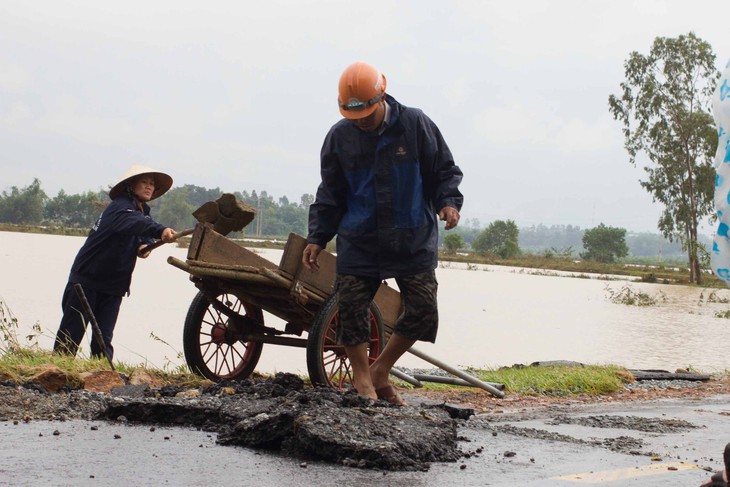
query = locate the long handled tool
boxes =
[72,283,115,371]
[138,193,255,256]
[137,228,195,256]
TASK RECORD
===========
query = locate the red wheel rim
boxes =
[320,309,382,389]
[198,294,260,380]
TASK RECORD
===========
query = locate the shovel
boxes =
[138,193,255,256]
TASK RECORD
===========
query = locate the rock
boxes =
[530,360,585,368]
[128,369,162,388]
[28,364,73,393]
[176,389,201,398]
[80,371,125,393]
[111,384,149,398]
[0,370,16,382]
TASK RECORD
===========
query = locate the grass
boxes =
[413,364,634,396]
[0,222,88,237]
[1,342,635,397]
[604,284,668,306]
[0,347,210,389]
[0,297,209,388]
[1,296,640,398]
[480,364,633,396]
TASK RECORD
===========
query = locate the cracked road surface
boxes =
[2,393,729,486]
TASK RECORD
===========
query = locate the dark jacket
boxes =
[68,195,166,296]
[308,95,463,279]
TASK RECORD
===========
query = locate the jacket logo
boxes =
[395,146,407,157]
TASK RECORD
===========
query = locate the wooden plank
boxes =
[279,232,306,279]
[188,225,277,269]
[186,223,207,260]
[279,233,337,299]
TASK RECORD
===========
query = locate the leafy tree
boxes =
[44,189,106,227]
[580,223,629,263]
[300,193,314,208]
[472,219,520,258]
[442,233,464,254]
[154,187,197,230]
[0,178,47,224]
[181,185,223,208]
[608,32,719,283]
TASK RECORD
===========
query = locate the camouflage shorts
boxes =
[334,270,439,346]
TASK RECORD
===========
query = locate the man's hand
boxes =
[439,207,460,230]
[302,243,323,272]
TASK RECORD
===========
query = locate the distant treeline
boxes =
[0,178,312,239]
[0,178,698,260]
[440,222,693,260]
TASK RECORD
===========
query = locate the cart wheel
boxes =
[183,291,264,381]
[306,294,385,390]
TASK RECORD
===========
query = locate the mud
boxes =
[104,375,467,471]
[547,414,701,433]
[2,374,472,471]
[487,423,647,455]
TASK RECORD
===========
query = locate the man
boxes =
[302,61,463,404]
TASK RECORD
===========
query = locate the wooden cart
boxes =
[167,223,401,389]
[168,223,504,397]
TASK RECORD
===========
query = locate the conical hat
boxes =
[109,164,173,200]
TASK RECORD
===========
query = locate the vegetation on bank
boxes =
[0,297,651,397]
[0,345,638,397]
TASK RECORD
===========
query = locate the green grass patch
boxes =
[418,364,632,396]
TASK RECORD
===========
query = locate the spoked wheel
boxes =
[183,290,264,381]
[306,294,385,390]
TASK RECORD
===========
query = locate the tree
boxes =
[300,193,314,208]
[442,233,464,254]
[0,178,47,224]
[472,219,520,258]
[154,187,197,230]
[608,32,719,283]
[44,189,106,227]
[580,223,629,263]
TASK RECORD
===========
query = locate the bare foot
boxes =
[352,378,376,400]
[369,362,390,390]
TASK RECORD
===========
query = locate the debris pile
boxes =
[102,373,472,471]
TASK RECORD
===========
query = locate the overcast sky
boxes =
[1,0,728,233]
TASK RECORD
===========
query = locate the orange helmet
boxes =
[338,61,387,120]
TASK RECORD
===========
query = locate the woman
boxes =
[53,165,176,360]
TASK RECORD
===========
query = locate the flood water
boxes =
[2,231,729,375]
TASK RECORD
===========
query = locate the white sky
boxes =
[1,0,728,233]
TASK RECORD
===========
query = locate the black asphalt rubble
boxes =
[3,373,472,471]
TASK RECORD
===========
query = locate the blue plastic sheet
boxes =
[710,59,730,284]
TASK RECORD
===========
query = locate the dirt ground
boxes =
[3,374,729,423]
[2,374,730,474]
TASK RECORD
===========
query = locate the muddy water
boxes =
[1,231,729,374]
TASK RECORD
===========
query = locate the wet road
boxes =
[2,393,728,486]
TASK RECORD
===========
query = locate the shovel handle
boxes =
[137,228,195,256]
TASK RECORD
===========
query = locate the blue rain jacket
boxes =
[308,95,463,279]
[68,195,167,296]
